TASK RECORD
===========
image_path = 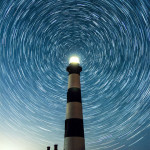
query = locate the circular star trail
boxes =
[0,0,150,150]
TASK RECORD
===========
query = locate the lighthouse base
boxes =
[64,137,85,150]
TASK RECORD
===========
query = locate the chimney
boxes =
[47,146,50,150]
[54,144,58,150]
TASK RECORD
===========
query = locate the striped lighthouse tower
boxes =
[64,56,85,150]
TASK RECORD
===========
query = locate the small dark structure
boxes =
[54,144,58,150]
[47,145,58,150]
[47,146,50,150]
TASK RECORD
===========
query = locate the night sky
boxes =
[0,0,150,150]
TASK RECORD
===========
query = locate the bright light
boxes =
[0,135,38,150]
[69,56,80,64]
[0,141,20,150]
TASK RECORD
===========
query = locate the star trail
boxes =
[0,0,150,150]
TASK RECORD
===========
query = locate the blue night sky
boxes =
[0,0,150,150]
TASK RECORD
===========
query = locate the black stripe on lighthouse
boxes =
[67,88,81,103]
[66,65,82,75]
[65,118,84,137]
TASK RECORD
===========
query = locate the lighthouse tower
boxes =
[64,57,85,150]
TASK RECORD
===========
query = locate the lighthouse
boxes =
[64,56,85,150]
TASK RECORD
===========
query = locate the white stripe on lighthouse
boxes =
[64,137,85,150]
[68,74,80,89]
[66,102,83,119]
